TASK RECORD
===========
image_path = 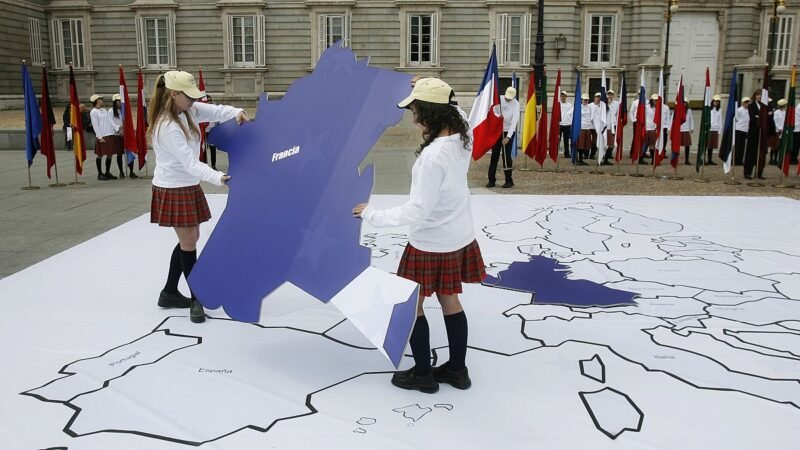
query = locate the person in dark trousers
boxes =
[559,91,574,158]
[203,96,219,170]
[62,104,72,151]
[744,91,762,179]
[89,94,116,180]
[734,97,750,169]
[772,99,787,166]
[353,77,486,394]
[486,87,519,188]
[705,95,721,165]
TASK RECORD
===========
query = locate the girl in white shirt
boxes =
[148,71,248,323]
[109,94,136,179]
[89,94,116,180]
[353,77,485,394]
[706,95,722,165]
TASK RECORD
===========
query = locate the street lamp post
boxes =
[534,0,545,103]
[663,0,679,102]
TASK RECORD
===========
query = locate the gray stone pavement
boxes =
[0,146,491,279]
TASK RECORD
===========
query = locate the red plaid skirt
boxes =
[681,131,693,147]
[397,240,486,297]
[110,135,124,155]
[707,131,719,149]
[150,184,211,227]
[94,137,116,156]
[577,130,593,150]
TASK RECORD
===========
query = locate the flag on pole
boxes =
[719,68,738,173]
[469,44,503,160]
[632,69,647,162]
[758,66,771,174]
[509,72,519,159]
[135,69,148,170]
[534,69,549,166]
[614,71,628,162]
[695,68,712,172]
[653,68,665,167]
[548,68,562,163]
[198,67,209,162]
[570,73,582,164]
[669,74,686,169]
[119,67,137,165]
[22,63,42,167]
[522,70,537,159]
[40,64,56,178]
[68,66,87,175]
[777,65,796,176]
[596,68,608,165]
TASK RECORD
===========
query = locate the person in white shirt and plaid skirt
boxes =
[353,77,486,393]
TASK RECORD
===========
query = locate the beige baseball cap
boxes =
[741,97,751,103]
[112,93,121,102]
[607,89,615,95]
[505,87,517,100]
[650,94,659,100]
[164,70,204,99]
[560,91,570,97]
[397,77,453,108]
[90,94,104,103]
[712,94,722,101]
[581,93,589,100]
[777,99,788,106]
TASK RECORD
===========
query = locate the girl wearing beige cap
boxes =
[353,77,485,394]
[109,94,137,178]
[148,70,248,323]
[705,95,722,165]
[89,94,116,180]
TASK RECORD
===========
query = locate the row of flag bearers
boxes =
[467,44,799,183]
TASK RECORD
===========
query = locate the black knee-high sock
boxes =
[96,158,102,174]
[116,154,124,174]
[128,162,135,174]
[163,244,182,293]
[409,315,431,376]
[444,311,468,371]
[179,249,197,299]
[104,157,112,174]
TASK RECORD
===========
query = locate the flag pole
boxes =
[49,158,67,187]
[22,166,40,190]
[694,156,709,183]
[723,145,740,185]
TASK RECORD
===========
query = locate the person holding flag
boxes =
[590,92,607,165]
[576,93,592,165]
[772,99,787,166]
[559,91,573,158]
[118,67,139,178]
[109,94,132,179]
[486,87,519,188]
[89,94,117,180]
[744,89,765,179]
[705,95,722,166]
[681,98,694,165]
[604,89,619,165]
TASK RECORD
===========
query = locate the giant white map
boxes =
[1,195,799,449]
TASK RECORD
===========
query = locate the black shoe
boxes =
[576,161,588,166]
[119,172,126,179]
[485,182,496,188]
[501,181,514,188]
[211,166,218,171]
[744,175,752,180]
[391,367,439,393]
[98,173,109,180]
[105,172,118,180]
[564,153,571,158]
[600,161,613,166]
[433,362,472,390]
[129,171,139,179]
[190,300,206,323]
[769,160,778,166]
[706,160,717,165]
[757,175,766,180]
[157,289,192,308]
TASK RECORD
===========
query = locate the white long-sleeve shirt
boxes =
[645,104,657,131]
[581,103,593,130]
[735,106,749,133]
[361,132,476,253]
[774,109,786,133]
[608,100,620,133]
[90,108,114,138]
[662,104,672,130]
[559,101,573,126]
[501,98,520,138]
[680,108,694,132]
[710,108,721,132]
[629,99,639,123]
[152,102,243,188]
[109,110,122,135]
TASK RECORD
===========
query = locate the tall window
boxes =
[317,14,350,61]
[497,13,531,66]
[226,14,265,67]
[28,18,42,63]
[773,16,794,67]
[588,15,615,64]
[136,16,175,68]
[408,13,438,66]
[51,18,86,69]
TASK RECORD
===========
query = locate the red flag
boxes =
[468,45,503,160]
[547,68,562,163]
[40,64,56,178]
[533,70,548,166]
[198,68,208,162]
[669,76,686,169]
[68,66,86,174]
[614,71,628,162]
[119,67,137,155]
[135,69,148,170]
[632,69,647,162]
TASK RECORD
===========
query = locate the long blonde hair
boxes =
[146,74,200,141]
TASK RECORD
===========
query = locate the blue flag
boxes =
[22,64,42,167]
[719,68,738,173]
[570,73,582,164]
[510,72,519,158]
